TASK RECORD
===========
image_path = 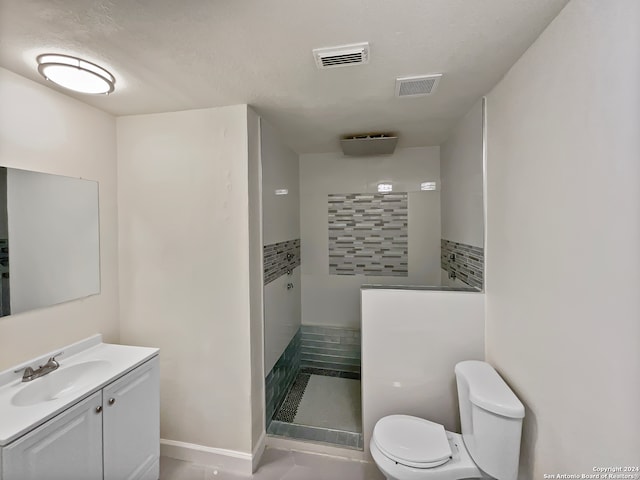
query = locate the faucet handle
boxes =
[46,352,64,367]
[22,366,35,382]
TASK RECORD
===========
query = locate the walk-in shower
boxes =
[266,326,362,449]
[260,98,484,450]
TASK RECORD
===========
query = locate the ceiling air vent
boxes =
[313,42,369,69]
[395,74,442,97]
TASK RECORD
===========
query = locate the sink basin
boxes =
[12,360,112,407]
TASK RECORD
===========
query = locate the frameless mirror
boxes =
[0,167,100,316]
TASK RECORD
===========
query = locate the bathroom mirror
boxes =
[0,167,100,316]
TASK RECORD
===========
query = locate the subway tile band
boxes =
[441,239,484,289]
[300,325,361,375]
[263,238,301,285]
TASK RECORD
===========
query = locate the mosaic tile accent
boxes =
[266,329,301,426]
[299,367,360,380]
[300,325,361,375]
[0,239,9,316]
[328,193,408,276]
[441,239,484,289]
[273,373,310,423]
[267,420,363,450]
[263,238,300,285]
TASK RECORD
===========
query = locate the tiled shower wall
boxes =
[0,239,9,316]
[264,238,301,425]
[300,325,361,376]
[440,239,484,289]
[328,193,408,277]
[263,238,301,285]
[265,328,301,426]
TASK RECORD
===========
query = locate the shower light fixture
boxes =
[421,181,437,191]
[377,183,393,193]
[37,54,115,95]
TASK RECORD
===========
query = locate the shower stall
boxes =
[260,99,485,450]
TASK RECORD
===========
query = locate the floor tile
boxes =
[159,447,385,480]
[293,375,361,432]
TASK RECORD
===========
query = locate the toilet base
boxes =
[370,431,483,480]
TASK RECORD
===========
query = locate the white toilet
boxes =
[370,360,525,480]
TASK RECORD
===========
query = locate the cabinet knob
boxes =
[108,397,116,405]
[95,406,103,413]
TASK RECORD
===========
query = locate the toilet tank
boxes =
[455,361,525,480]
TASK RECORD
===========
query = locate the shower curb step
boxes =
[267,420,363,450]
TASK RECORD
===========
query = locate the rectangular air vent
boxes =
[340,134,398,156]
[313,42,369,69]
[395,74,442,97]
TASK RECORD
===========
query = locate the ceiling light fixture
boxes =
[36,54,115,95]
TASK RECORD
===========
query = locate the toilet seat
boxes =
[373,415,452,469]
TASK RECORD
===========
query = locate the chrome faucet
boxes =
[20,352,63,382]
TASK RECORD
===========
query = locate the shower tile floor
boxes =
[295,375,361,431]
[268,370,363,449]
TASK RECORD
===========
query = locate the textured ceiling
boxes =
[0,0,568,153]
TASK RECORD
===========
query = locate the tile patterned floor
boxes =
[269,371,363,449]
[299,367,360,380]
[159,447,385,480]
[294,375,361,432]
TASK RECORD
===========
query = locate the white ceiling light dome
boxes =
[37,54,115,95]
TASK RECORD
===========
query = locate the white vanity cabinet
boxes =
[0,356,159,480]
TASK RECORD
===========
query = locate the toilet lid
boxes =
[373,415,452,468]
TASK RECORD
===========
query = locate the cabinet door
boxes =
[103,356,160,480]
[2,391,102,480]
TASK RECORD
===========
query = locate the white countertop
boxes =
[0,335,158,446]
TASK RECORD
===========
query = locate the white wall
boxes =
[0,67,119,370]
[300,147,441,329]
[7,169,100,314]
[261,120,300,246]
[440,99,485,287]
[440,99,484,248]
[247,108,265,455]
[361,288,484,458]
[485,0,640,473]
[261,119,301,374]
[117,105,255,455]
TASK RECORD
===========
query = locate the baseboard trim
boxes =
[160,439,253,476]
